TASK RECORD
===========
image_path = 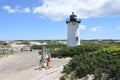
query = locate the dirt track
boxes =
[0,51,70,80]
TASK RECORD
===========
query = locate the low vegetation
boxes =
[17,41,30,45]
[31,43,66,50]
[50,43,120,80]
[51,43,109,58]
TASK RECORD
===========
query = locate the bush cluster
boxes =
[31,43,66,50]
[51,43,109,58]
[59,44,120,80]
[17,41,30,45]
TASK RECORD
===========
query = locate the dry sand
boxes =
[0,51,70,80]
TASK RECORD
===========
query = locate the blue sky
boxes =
[0,0,120,40]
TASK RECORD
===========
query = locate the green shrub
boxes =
[18,41,30,45]
[59,75,66,80]
[31,43,66,50]
[51,43,109,58]
[62,46,120,79]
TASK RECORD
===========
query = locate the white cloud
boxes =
[79,24,86,30]
[116,26,120,30]
[3,6,16,13]
[91,27,98,32]
[3,5,31,13]
[33,0,120,21]
[90,26,102,32]
[23,8,31,13]
[38,15,46,19]
[3,0,120,20]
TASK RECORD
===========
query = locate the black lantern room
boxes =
[66,12,81,24]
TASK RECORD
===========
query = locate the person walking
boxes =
[39,49,46,68]
[46,48,51,67]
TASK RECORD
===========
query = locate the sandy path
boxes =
[0,51,70,80]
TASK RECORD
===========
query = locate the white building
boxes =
[66,12,81,46]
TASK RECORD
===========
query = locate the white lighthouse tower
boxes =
[66,12,81,46]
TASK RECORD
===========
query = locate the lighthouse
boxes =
[66,12,81,46]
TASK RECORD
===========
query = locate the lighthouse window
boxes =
[76,37,78,41]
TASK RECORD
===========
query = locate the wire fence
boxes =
[0,47,34,55]
[0,48,13,54]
